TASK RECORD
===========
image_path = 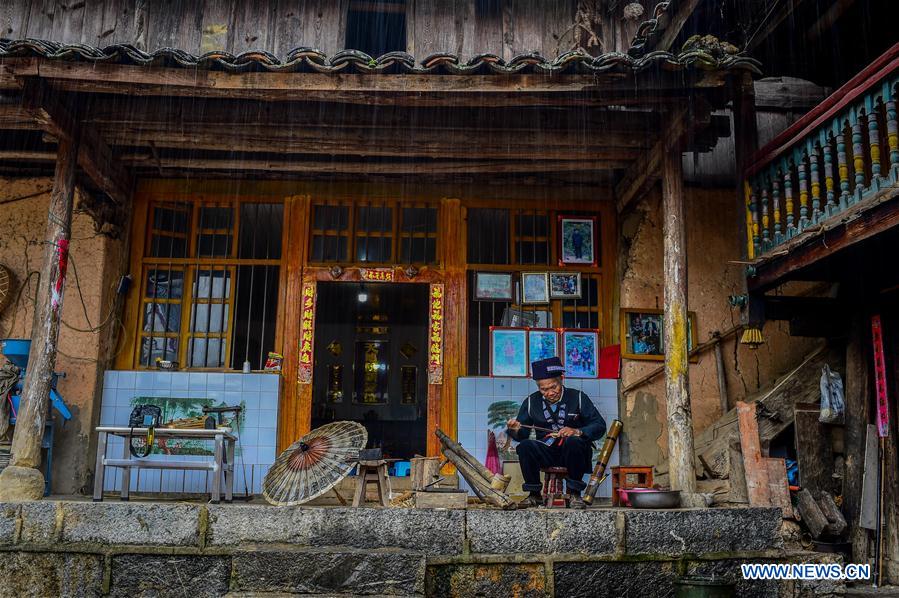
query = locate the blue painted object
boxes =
[1,338,73,496]
[393,461,411,477]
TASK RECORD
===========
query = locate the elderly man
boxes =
[506,356,607,508]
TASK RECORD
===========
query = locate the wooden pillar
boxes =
[844,311,871,564]
[429,197,466,456]
[0,135,79,499]
[661,139,697,499]
[732,73,759,260]
[277,194,310,452]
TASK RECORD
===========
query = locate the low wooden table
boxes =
[93,426,237,503]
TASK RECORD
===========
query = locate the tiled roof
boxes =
[0,38,760,76]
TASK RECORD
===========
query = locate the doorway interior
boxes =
[312,281,429,459]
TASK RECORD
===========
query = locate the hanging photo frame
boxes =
[558,215,598,267]
[473,271,514,301]
[620,308,698,362]
[549,272,582,299]
[520,272,550,305]
[527,328,559,376]
[489,327,529,377]
[561,328,600,378]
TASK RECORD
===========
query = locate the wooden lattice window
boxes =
[136,199,283,370]
[310,200,438,265]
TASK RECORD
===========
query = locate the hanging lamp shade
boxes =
[739,327,765,349]
[263,421,368,506]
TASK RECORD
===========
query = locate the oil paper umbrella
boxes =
[263,420,368,506]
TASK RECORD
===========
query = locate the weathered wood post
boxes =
[661,132,698,503]
[0,133,80,500]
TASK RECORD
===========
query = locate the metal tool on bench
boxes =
[202,404,243,427]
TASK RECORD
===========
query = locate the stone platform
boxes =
[0,500,842,597]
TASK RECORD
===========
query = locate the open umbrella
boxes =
[263,420,368,506]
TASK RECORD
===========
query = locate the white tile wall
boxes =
[99,370,280,495]
[456,376,619,498]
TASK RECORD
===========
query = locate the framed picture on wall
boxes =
[549,272,582,299]
[527,329,559,376]
[561,329,600,378]
[620,309,698,361]
[489,327,529,377]
[558,215,598,267]
[474,271,514,301]
[501,306,538,328]
[521,272,550,304]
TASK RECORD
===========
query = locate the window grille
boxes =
[137,199,283,370]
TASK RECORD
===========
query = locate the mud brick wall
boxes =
[0,501,843,597]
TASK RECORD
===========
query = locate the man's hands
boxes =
[507,418,521,431]
[558,426,582,438]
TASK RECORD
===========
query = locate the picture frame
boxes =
[473,271,514,302]
[561,329,600,378]
[558,215,598,267]
[549,272,582,299]
[520,271,550,305]
[489,327,529,377]
[527,328,559,376]
[501,306,539,328]
[620,308,698,362]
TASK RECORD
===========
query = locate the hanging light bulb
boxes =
[358,283,368,303]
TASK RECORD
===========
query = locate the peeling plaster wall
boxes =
[0,177,126,494]
[618,186,818,470]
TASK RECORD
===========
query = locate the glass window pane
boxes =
[153,206,189,233]
[198,206,233,230]
[402,207,437,232]
[193,270,231,299]
[190,304,230,333]
[196,233,232,258]
[188,338,226,368]
[140,336,179,367]
[311,236,324,261]
[149,235,188,258]
[145,270,183,299]
[143,302,181,333]
[239,203,283,259]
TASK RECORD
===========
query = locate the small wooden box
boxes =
[414,489,468,509]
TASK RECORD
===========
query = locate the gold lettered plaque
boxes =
[401,365,417,405]
[327,365,343,403]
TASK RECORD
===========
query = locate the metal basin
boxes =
[627,489,681,509]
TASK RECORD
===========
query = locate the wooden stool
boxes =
[352,460,390,507]
[611,466,653,506]
[541,467,569,508]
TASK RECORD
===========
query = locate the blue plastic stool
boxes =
[393,461,411,477]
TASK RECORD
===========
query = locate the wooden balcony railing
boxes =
[743,42,899,260]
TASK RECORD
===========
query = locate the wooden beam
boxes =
[615,105,691,213]
[655,0,702,52]
[20,80,133,205]
[845,314,872,562]
[0,132,79,499]
[661,127,697,502]
[1,59,710,107]
[103,127,645,161]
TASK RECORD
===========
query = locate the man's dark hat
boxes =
[531,356,565,381]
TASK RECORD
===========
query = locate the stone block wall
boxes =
[0,500,844,597]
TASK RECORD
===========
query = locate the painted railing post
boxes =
[886,82,899,180]
[772,168,783,244]
[798,150,810,229]
[783,158,795,238]
[835,121,852,210]
[749,183,760,257]
[850,109,866,203]
[867,95,883,191]
[821,131,837,216]
[809,142,822,222]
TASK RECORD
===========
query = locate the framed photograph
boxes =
[521,272,550,305]
[474,271,514,301]
[533,309,552,328]
[501,306,539,328]
[562,329,600,378]
[489,327,529,377]
[549,272,582,299]
[620,309,698,361]
[528,329,559,376]
[558,215,598,267]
